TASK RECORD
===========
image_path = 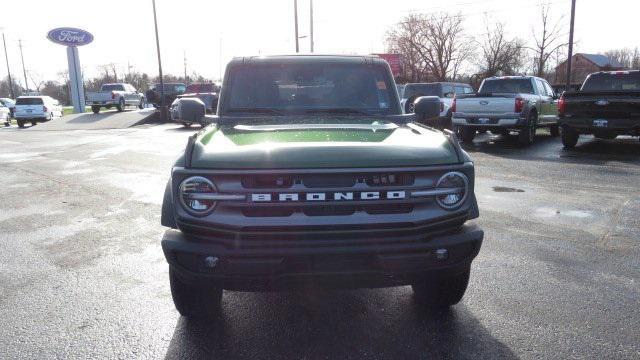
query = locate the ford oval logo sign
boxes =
[47,27,94,47]
[479,100,489,105]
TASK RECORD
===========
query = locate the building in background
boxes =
[554,53,625,90]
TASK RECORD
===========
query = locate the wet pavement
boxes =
[0,125,638,359]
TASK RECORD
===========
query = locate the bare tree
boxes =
[386,13,475,82]
[478,21,525,77]
[528,2,568,77]
[385,14,429,82]
[604,48,640,69]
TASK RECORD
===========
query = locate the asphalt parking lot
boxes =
[0,125,639,359]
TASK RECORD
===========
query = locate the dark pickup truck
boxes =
[559,70,640,148]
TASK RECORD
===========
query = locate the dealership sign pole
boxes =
[47,28,94,114]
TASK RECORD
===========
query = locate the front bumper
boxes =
[452,112,525,128]
[162,223,483,291]
[560,117,640,135]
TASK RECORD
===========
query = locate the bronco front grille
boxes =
[172,164,474,223]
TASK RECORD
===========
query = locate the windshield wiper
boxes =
[304,108,372,115]
[226,108,284,115]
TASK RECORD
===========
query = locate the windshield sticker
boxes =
[377,81,387,90]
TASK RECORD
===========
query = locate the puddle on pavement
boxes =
[492,186,525,193]
[535,207,593,219]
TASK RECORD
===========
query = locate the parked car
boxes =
[0,98,16,118]
[162,55,484,318]
[145,82,186,108]
[402,82,474,129]
[559,70,640,148]
[452,76,559,145]
[0,102,10,125]
[175,83,219,114]
[85,83,146,114]
[169,97,208,127]
[13,96,63,127]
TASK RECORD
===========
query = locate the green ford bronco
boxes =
[161,55,484,318]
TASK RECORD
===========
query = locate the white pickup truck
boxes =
[85,83,146,114]
[452,76,559,145]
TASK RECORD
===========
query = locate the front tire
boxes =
[561,127,579,149]
[182,122,192,128]
[549,124,560,137]
[92,105,101,114]
[412,267,470,308]
[17,119,24,128]
[138,98,146,110]
[518,112,537,145]
[170,268,222,318]
[459,127,476,143]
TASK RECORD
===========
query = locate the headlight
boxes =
[435,172,469,210]
[179,176,217,216]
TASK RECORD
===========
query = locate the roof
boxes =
[405,82,472,87]
[230,54,387,66]
[578,53,624,68]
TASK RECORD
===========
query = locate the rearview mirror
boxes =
[413,96,441,121]
[171,98,205,123]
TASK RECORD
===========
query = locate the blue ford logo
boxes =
[47,27,94,47]
[479,100,489,105]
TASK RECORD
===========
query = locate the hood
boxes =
[188,117,460,169]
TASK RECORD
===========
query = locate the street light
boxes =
[152,0,167,121]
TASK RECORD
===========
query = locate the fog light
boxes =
[435,248,448,261]
[204,256,220,268]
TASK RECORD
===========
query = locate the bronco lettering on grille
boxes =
[251,191,406,202]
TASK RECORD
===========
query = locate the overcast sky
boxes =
[1,0,638,86]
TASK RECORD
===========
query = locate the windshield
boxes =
[186,83,217,93]
[16,97,43,105]
[403,84,441,99]
[101,84,125,91]
[480,79,534,94]
[153,84,186,93]
[581,72,640,91]
[224,63,396,115]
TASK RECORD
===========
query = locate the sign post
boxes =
[47,27,94,114]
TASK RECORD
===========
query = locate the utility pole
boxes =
[309,0,314,53]
[294,0,299,53]
[18,39,28,92]
[565,0,576,89]
[2,32,14,98]
[183,50,188,84]
[151,0,167,121]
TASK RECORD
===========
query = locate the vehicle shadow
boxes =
[462,131,640,166]
[164,289,517,359]
[164,125,205,132]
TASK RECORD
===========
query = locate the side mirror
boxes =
[413,96,441,121]
[171,97,205,123]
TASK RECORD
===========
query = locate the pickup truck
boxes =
[452,76,559,145]
[161,55,484,318]
[145,82,186,109]
[85,83,146,114]
[175,82,219,114]
[559,70,640,149]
